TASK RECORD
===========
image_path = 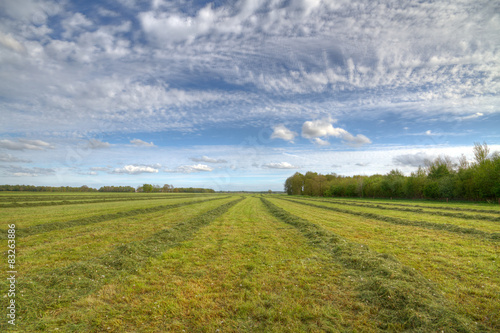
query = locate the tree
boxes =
[473,142,490,164]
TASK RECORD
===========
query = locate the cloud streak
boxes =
[0,139,53,151]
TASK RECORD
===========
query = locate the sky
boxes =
[0,0,499,191]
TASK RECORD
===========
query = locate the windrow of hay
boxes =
[282,198,500,241]
[0,194,201,208]
[1,196,229,239]
[7,197,244,331]
[261,197,481,332]
[292,196,500,221]
[311,197,500,215]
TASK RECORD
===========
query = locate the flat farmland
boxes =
[1,193,499,332]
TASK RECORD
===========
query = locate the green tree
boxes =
[142,184,153,193]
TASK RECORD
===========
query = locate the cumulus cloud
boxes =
[262,162,297,169]
[88,139,111,149]
[302,118,342,139]
[111,164,159,174]
[271,125,298,142]
[312,138,330,146]
[190,156,227,163]
[0,139,53,151]
[301,118,371,147]
[130,139,156,147]
[166,164,214,173]
[393,152,434,168]
[139,4,216,45]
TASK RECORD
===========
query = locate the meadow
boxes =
[1,193,498,332]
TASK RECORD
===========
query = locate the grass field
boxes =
[1,193,499,332]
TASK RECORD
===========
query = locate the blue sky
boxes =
[0,0,499,191]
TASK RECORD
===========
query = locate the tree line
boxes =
[284,143,500,201]
[136,184,215,193]
[0,184,215,193]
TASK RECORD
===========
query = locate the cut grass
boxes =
[0,196,244,332]
[269,197,500,331]
[0,196,229,239]
[262,197,474,332]
[282,197,500,241]
[296,197,500,221]
[0,194,201,208]
[33,196,381,332]
[0,195,221,230]
[311,197,500,214]
[16,197,237,275]
[2,193,498,332]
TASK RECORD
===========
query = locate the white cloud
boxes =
[166,164,214,173]
[313,138,330,146]
[1,166,55,177]
[0,32,25,52]
[271,124,297,142]
[262,162,297,169]
[88,139,111,149]
[302,118,342,138]
[190,156,227,163]
[139,4,216,45]
[130,139,156,147]
[341,133,372,147]
[459,112,484,121]
[0,139,53,150]
[111,165,159,174]
[61,12,93,39]
[301,118,371,147]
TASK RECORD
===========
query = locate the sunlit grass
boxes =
[269,197,499,330]
[17,197,235,274]
[36,196,379,332]
[289,197,500,233]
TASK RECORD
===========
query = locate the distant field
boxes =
[1,193,498,332]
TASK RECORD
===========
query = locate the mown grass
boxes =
[0,196,229,239]
[269,197,499,331]
[297,197,500,220]
[0,194,200,208]
[0,195,220,230]
[0,196,243,332]
[2,193,498,332]
[283,197,500,241]
[313,196,500,214]
[33,196,381,332]
[288,197,500,234]
[15,197,236,275]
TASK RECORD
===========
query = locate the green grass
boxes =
[312,196,500,213]
[27,196,380,332]
[1,193,498,332]
[269,197,499,330]
[283,197,500,241]
[0,195,217,230]
[1,196,243,331]
[16,197,236,275]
